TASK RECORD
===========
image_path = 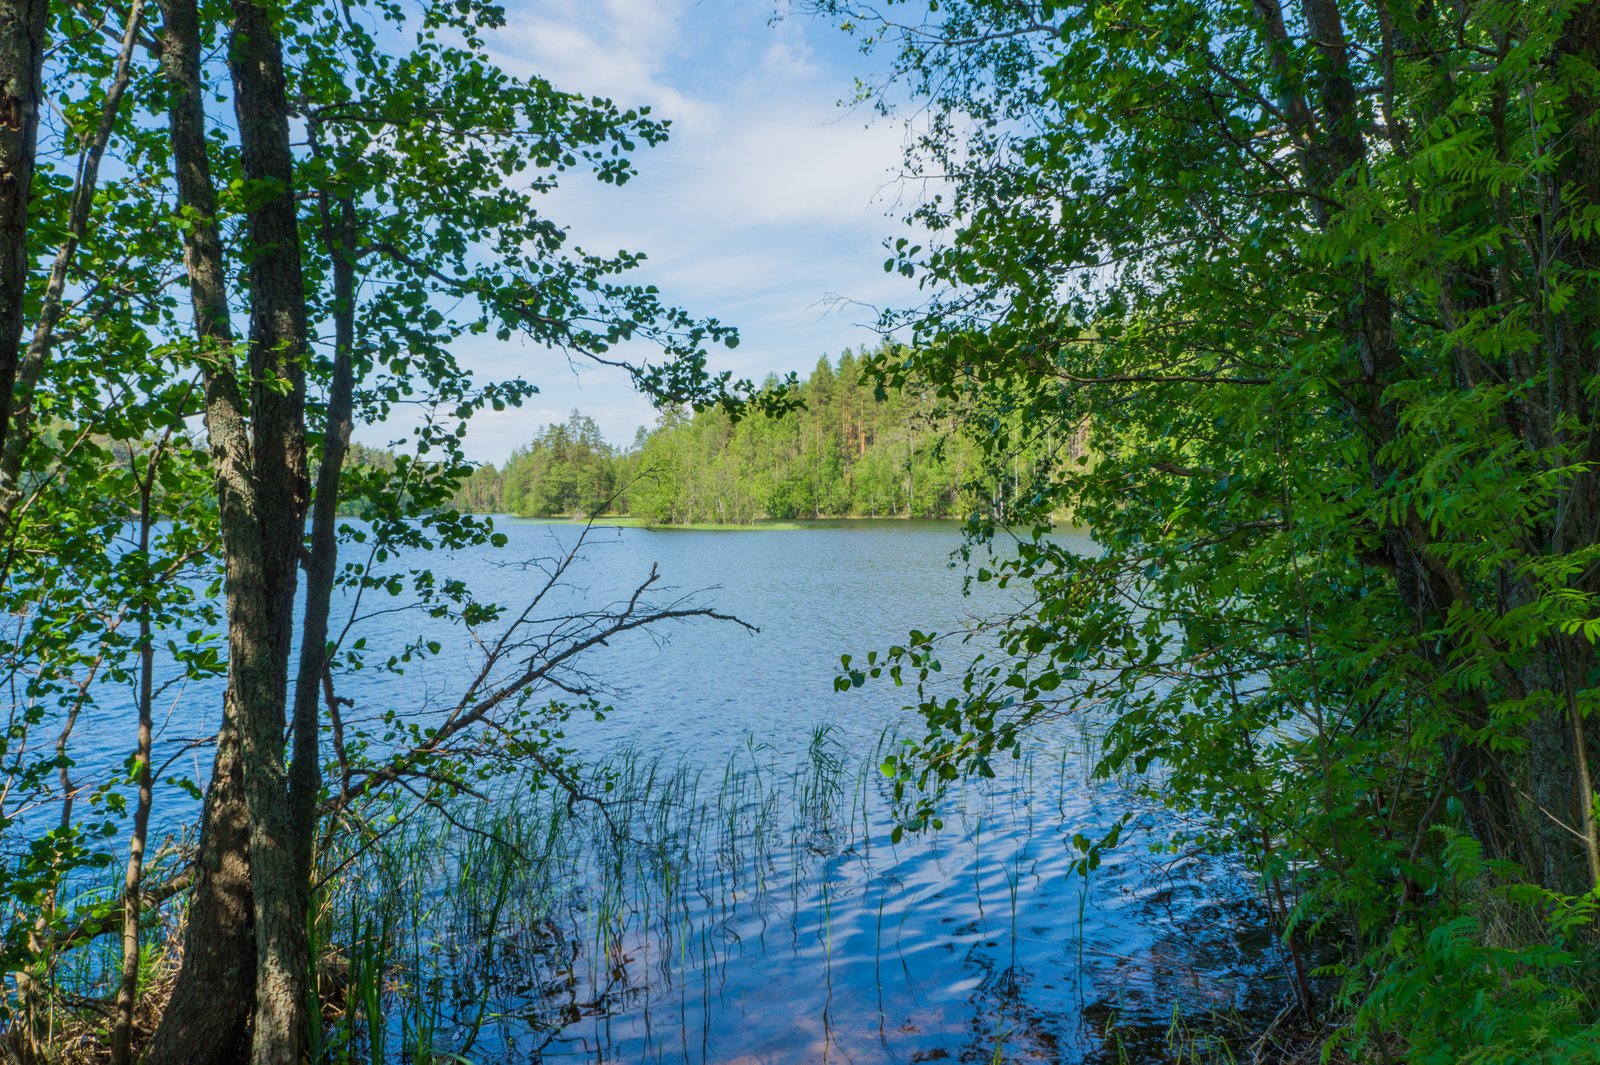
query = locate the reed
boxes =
[302,726,1075,1060]
[24,718,1276,1064]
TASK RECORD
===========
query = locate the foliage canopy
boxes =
[809,0,1600,1054]
[0,1,773,1059]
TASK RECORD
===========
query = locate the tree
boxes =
[610,350,993,524]
[812,0,1600,1054]
[0,0,50,452]
[501,411,619,518]
[0,2,773,1061]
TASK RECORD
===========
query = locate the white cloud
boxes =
[356,0,930,465]
[486,0,691,115]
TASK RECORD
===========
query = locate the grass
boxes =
[296,727,859,1060]
[297,724,1091,1062]
[26,715,1280,1064]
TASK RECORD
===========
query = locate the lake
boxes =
[72,519,1285,1063]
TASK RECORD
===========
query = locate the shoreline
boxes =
[478,514,1084,533]
[489,515,970,531]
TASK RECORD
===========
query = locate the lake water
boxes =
[70,519,1286,1062]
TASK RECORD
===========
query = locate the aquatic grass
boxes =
[311,729,997,1056]
[0,714,1268,1063]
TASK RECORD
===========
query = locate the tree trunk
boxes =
[228,2,312,1060]
[1557,1,1600,533]
[0,0,143,520]
[143,700,255,1065]
[1522,652,1582,890]
[290,193,355,877]
[146,1,259,1059]
[111,450,161,1065]
[1551,0,1600,893]
[0,0,49,449]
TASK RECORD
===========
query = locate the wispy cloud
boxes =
[377,0,924,464]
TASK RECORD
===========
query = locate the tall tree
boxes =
[145,2,768,1059]
[142,0,258,1055]
[812,0,1600,1055]
[0,1,775,1059]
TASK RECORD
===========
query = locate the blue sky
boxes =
[397,0,925,464]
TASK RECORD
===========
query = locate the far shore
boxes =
[490,515,966,531]
[479,514,1085,532]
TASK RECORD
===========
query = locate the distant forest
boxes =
[453,349,1080,524]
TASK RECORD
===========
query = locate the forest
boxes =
[2,0,1599,1064]
[452,349,1077,523]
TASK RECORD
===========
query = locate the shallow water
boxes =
[421,749,1280,1065]
[68,519,1287,1062]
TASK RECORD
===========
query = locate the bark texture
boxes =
[228,3,312,1061]
[144,2,258,1060]
[156,4,320,1058]
[0,0,48,447]
[1261,0,1600,894]
[1551,0,1600,894]
[143,705,255,1065]
[291,194,355,880]
[1360,0,1600,893]
[111,455,160,1065]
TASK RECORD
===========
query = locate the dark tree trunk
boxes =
[291,194,355,878]
[1281,0,1600,893]
[157,3,322,1058]
[1557,0,1600,402]
[112,451,161,1065]
[0,0,48,448]
[144,703,255,1065]
[228,2,312,1061]
[145,2,258,1060]
[1551,0,1600,893]
[1558,0,1600,552]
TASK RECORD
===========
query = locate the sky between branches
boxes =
[378,0,922,464]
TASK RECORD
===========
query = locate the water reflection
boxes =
[79,519,1286,1061]
[333,726,1280,1064]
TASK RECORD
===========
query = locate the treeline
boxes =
[455,413,618,517]
[455,350,1080,523]
[630,350,975,524]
